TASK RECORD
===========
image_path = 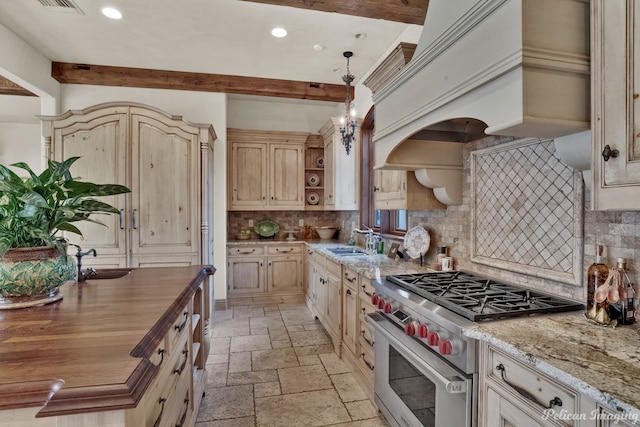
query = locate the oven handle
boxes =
[367,312,468,394]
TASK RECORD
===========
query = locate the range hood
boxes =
[372,0,590,205]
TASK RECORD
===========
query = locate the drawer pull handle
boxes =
[175,398,189,427]
[361,354,374,371]
[344,274,356,283]
[157,348,165,366]
[277,248,293,252]
[238,249,256,254]
[496,364,562,410]
[174,311,189,333]
[361,285,373,297]
[153,397,166,427]
[174,349,189,375]
[360,330,374,347]
[119,209,124,230]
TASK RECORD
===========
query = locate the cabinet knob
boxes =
[602,144,619,162]
[373,186,380,192]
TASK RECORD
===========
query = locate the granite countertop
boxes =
[464,312,640,418]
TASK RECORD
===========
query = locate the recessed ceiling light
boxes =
[101,7,122,19]
[271,27,287,38]
[313,44,325,52]
[354,32,367,40]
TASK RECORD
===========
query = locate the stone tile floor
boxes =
[195,302,389,427]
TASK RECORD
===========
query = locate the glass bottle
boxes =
[586,245,611,324]
[616,258,635,325]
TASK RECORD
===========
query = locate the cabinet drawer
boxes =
[325,258,341,277]
[343,268,358,289]
[485,345,578,420]
[227,245,264,256]
[168,305,191,352]
[359,322,375,351]
[359,277,375,299]
[358,343,375,382]
[267,244,302,255]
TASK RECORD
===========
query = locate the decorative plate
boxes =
[403,226,430,259]
[307,173,320,187]
[307,192,319,205]
[254,220,280,237]
[316,156,325,168]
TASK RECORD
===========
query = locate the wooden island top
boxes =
[0,265,214,418]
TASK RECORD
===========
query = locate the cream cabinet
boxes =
[43,103,215,268]
[305,250,341,348]
[227,243,303,299]
[374,169,445,210]
[591,0,640,210]
[479,342,594,427]
[319,118,359,211]
[341,268,359,356]
[227,129,306,211]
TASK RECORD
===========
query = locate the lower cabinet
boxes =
[227,243,303,300]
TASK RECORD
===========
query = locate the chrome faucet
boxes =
[75,246,97,282]
[351,225,379,254]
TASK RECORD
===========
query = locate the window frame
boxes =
[359,107,407,237]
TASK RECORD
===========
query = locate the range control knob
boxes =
[417,324,429,338]
[377,298,386,310]
[439,339,453,355]
[438,339,462,356]
[383,302,393,314]
[427,331,440,346]
[371,294,379,306]
[404,322,418,336]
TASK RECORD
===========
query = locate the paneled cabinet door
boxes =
[267,255,303,293]
[342,270,359,356]
[51,107,129,267]
[129,111,200,264]
[325,270,342,337]
[592,0,640,209]
[374,169,406,208]
[269,143,304,208]
[483,385,548,427]
[229,142,268,209]
[320,117,359,210]
[228,257,265,295]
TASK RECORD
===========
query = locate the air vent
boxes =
[36,0,84,14]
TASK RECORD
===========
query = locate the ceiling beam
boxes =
[0,76,36,97]
[240,0,429,25]
[51,62,352,103]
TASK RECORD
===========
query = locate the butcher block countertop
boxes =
[465,312,640,418]
[0,265,214,417]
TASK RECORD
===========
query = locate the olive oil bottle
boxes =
[616,258,636,325]
[586,245,610,324]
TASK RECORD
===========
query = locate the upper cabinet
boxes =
[320,118,359,211]
[43,103,215,268]
[592,0,640,210]
[374,170,445,210]
[228,129,306,211]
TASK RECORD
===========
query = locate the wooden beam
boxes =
[51,62,352,103]
[0,76,36,97]
[240,0,429,25]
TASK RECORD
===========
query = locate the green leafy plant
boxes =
[0,156,130,257]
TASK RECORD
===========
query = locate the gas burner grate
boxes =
[386,271,584,321]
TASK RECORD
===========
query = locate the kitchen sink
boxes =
[327,247,366,256]
[88,268,136,280]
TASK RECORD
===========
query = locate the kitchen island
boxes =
[0,265,214,427]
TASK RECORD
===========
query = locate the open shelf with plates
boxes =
[305,134,325,210]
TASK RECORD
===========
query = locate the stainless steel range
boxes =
[366,270,583,427]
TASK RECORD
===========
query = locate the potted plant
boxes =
[0,156,130,309]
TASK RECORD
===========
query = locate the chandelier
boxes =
[339,51,357,155]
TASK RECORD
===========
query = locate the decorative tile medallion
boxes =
[470,138,584,286]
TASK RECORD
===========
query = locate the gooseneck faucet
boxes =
[75,246,97,282]
[351,225,379,254]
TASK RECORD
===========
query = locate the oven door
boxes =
[367,313,473,427]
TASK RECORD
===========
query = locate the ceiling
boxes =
[0,0,426,105]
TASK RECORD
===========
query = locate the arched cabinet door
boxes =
[43,102,215,268]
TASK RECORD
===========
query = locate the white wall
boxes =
[0,122,41,170]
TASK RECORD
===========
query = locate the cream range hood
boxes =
[372,0,590,205]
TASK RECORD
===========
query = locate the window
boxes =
[360,107,407,236]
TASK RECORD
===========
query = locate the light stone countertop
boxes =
[227,240,434,280]
[464,313,640,418]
